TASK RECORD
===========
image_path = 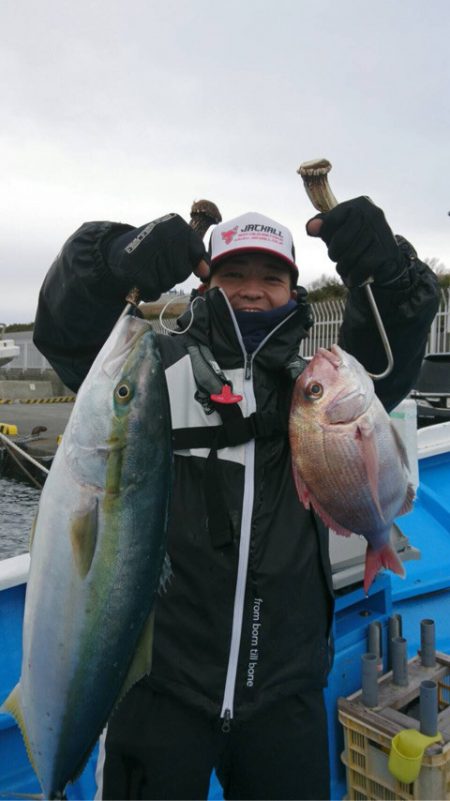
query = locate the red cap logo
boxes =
[221,226,239,245]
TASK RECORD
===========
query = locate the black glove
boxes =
[106,213,208,301]
[307,196,406,288]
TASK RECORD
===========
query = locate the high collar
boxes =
[177,287,312,372]
[234,300,298,353]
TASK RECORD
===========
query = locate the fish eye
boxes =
[306,381,323,400]
[115,381,133,404]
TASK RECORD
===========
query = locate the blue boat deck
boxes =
[326,439,450,799]
[1,423,449,800]
[391,450,450,600]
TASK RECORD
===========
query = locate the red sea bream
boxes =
[289,344,414,594]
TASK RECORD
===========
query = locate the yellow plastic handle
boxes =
[388,728,442,783]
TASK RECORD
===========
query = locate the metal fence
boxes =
[4,289,449,371]
[299,288,450,359]
[299,299,344,357]
[427,288,450,353]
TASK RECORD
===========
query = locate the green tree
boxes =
[305,274,348,302]
[424,257,450,289]
[4,322,34,332]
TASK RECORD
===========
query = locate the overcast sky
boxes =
[1,0,449,323]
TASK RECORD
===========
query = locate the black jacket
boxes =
[33,221,440,722]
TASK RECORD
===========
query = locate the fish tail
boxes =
[1,684,40,781]
[364,542,406,595]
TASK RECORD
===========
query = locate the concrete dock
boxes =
[0,402,73,479]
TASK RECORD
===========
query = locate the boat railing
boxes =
[0,552,30,591]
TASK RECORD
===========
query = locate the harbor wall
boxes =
[0,369,72,400]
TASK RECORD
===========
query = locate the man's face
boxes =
[208,253,296,312]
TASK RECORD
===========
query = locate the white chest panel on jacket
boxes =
[165,354,247,466]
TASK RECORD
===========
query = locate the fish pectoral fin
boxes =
[70,498,99,579]
[398,482,416,516]
[117,610,156,706]
[1,684,40,781]
[357,417,386,524]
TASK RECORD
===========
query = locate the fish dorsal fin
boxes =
[390,422,411,471]
[70,498,99,579]
[116,610,156,707]
[357,416,386,524]
[1,684,40,782]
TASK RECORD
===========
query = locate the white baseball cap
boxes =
[209,212,298,283]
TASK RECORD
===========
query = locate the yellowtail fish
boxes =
[1,312,172,798]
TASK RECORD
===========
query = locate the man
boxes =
[34,198,439,800]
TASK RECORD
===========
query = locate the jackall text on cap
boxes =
[209,212,298,279]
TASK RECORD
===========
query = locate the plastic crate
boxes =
[338,652,450,800]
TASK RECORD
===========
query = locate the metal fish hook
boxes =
[298,158,394,380]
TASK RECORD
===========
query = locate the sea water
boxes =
[0,477,41,558]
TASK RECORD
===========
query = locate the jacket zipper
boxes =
[218,292,297,729]
[220,349,256,728]
[244,352,252,380]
